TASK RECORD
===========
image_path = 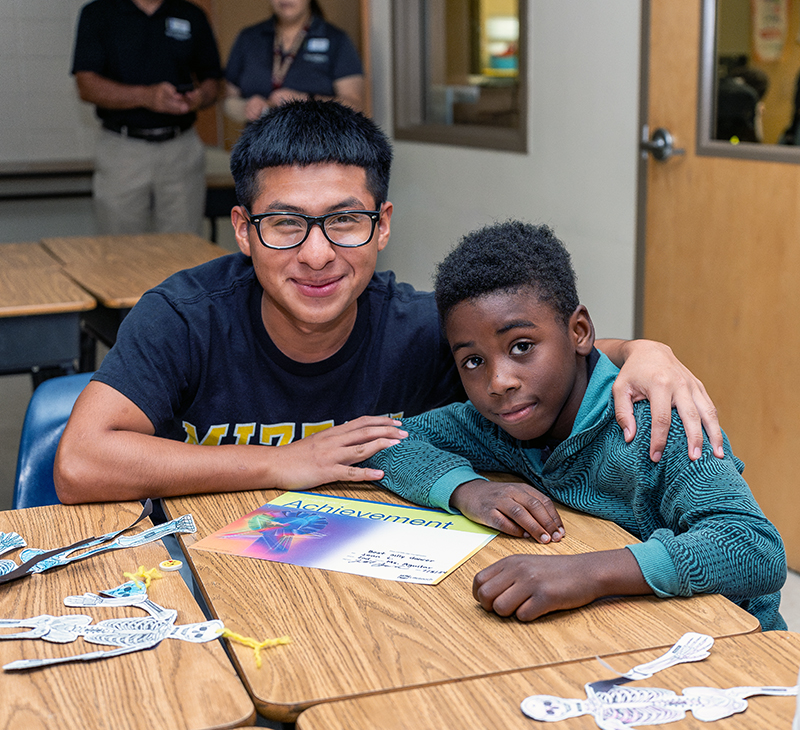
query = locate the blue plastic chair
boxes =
[13,372,94,509]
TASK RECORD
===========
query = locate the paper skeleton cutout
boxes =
[0,532,26,577]
[0,580,223,671]
[0,500,196,586]
[18,516,196,573]
[520,633,798,728]
[587,632,714,693]
[521,684,797,728]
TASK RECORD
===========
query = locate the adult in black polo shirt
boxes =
[224,0,363,123]
[72,0,222,235]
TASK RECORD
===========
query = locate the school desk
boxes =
[163,483,759,723]
[296,631,800,729]
[203,146,238,244]
[0,242,95,378]
[39,233,227,367]
[0,501,255,730]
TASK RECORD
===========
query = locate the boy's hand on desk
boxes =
[450,480,564,543]
[473,550,650,622]
[274,416,407,490]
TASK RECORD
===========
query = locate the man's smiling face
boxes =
[232,163,392,339]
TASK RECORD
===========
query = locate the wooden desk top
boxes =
[164,485,758,723]
[0,242,95,318]
[297,631,800,729]
[40,233,228,309]
[0,502,255,730]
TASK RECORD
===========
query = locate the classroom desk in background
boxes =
[0,501,255,730]
[39,233,228,368]
[163,483,759,723]
[297,632,800,729]
[0,153,237,244]
[204,146,238,244]
[0,242,95,381]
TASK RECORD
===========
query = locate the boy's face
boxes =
[231,163,392,340]
[445,288,594,442]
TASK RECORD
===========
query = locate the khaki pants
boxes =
[93,127,206,235]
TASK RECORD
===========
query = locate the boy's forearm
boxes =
[581,548,651,599]
[474,549,653,621]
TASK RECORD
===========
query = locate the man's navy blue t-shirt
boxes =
[93,253,463,446]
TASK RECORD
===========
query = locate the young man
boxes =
[364,221,786,630]
[55,101,723,504]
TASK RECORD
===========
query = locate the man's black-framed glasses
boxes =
[246,209,382,250]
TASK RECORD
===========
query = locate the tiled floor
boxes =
[1,370,800,631]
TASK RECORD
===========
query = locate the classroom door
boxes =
[640,0,800,569]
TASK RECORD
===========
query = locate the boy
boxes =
[365,220,786,631]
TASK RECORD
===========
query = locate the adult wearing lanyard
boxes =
[224,0,364,122]
[71,0,222,235]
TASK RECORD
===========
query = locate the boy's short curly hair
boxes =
[434,220,579,327]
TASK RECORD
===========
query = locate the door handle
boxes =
[640,127,685,161]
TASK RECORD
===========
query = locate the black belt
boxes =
[102,120,192,143]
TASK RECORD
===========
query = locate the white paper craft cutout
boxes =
[0,532,26,576]
[520,633,798,728]
[17,514,196,574]
[588,632,714,692]
[0,500,198,587]
[0,580,223,671]
[0,500,156,585]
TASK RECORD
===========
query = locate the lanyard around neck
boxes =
[272,21,311,91]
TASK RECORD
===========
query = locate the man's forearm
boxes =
[595,338,631,368]
[54,382,406,504]
[54,431,278,504]
[75,71,154,110]
[195,77,221,110]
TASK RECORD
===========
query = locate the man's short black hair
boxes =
[230,100,393,210]
[434,220,580,327]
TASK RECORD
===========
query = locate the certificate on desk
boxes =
[190,492,497,584]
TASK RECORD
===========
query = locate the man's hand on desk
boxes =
[450,480,565,543]
[273,416,409,490]
[472,549,650,622]
[55,380,408,503]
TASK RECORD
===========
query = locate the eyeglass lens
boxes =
[258,212,375,248]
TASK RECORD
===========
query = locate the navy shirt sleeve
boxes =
[71,1,107,75]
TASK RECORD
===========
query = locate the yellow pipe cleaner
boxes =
[218,628,291,668]
[123,565,162,589]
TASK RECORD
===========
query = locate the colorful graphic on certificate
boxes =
[190,492,497,584]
